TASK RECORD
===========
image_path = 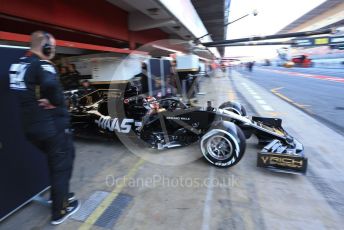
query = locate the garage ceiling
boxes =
[278,0,343,33]
[191,0,230,56]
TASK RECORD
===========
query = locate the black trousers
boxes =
[30,129,75,218]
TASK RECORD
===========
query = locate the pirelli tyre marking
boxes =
[95,115,142,133]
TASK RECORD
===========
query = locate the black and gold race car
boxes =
[65,85,307,174]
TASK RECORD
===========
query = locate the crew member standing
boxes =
[133,62,149,95]
[9,31,79,225]
[66,63,80,89]
[59,66,69,90]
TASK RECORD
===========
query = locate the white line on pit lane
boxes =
[242,86,257,95]
[240,81,275,111]
[261,105,274,111]
[243,87,256,93]
[256,99,267,105]
[201,167,215,230]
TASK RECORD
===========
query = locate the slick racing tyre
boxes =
[219,101,251,139]
[201,121,246,167]
[219,101,247,116]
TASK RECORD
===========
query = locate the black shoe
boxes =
[51,200,80,225]
[48,192,76,204]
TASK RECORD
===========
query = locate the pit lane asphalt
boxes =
[264,66,344,78]
[1,70,344,230]
[236,66,344,135]
[231,70,344,227]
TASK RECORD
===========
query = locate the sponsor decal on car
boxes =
[257,153,307,173]
[260,155,304,168]
[95,115,142,133]
[166,116,191,121]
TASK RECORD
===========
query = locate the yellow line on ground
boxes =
[273,92,293,103]
[266,111,279,117]
[270,87,284,92]
[270,87,312,113]
[294,102,310,108]
[228,91,236,101]
[270,87,294,103]
[78,158,145,230]
[243,211,255,230]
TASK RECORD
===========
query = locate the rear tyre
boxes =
[201,121,246,167]
[219,101,247,116]
[219,101,252,139]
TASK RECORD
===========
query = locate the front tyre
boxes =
[201,121,246,167]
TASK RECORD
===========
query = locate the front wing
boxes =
[257,139,307,174]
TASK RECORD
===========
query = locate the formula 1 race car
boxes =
[65,86,307,174]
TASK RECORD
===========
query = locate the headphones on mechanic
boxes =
[42,32,52,57]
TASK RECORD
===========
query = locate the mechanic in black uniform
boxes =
[68,63,80,76]
[133,62,149,95]
[59,64,80,90]
[59,66,69,90]
[66,63,80,89]
[9,31,80,225]
[78,79,96,96]
[78,79,97,106]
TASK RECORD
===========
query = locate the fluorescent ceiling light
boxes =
[152,45,183,54]
[159,0,220,58]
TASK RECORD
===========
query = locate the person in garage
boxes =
[59,63,80,90]
[79,79,96,96]
[63,63,80,90]
[9,31,80,225]
[78,79,97,105]
[59,66,69,90]
[134,62,149,95]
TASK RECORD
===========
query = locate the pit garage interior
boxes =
[1,0,344,229]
